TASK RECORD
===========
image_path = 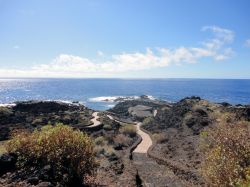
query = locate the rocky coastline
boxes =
[0,97,249,186]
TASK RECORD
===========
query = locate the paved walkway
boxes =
[153,109,157,117]
[89,112,101,127]
[107,114,152,153]
[106,114,191,186]
[133,122,152,153]
[107,114,114,120]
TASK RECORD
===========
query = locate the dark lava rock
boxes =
[27,176,39,185]
[185,115,211,135]
[224,105,250,121]
[220,102,231,107]
[113,143,123,150]
[39,165,52,181]
[0,107,14,125]
[0,153,17,176]
[156,98,193,129]
[193,107,208,117]
[13,101,84,114]
[180,96,201,102]
[0,101,92,141]
[234,106,250,121]
[37,182,53,187]
[143,97,212,135]
[109,97,168,119]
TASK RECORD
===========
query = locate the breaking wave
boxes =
[88,95,156,103]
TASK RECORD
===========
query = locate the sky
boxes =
[0,0,250,78]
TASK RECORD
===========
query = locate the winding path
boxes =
[133,122,152,153]
[107,115,114,120]
[106,114,152,153]
[153,109,157,117]
[106,114,191,186]
[89,112,101,127]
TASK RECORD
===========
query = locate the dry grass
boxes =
[200,116,250,187]
[0,140,7,155]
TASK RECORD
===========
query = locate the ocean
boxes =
[0,78,250,110]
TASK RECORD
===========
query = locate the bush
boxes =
[142,117,154,128]
[120,124,137,137]
[94,136,106,146]
[0,141,7,155]
[200,119,250,187]
[6,124,97,186]
[152,133,168,144]
[94,144,116,159]
[113,134,132,148]
[103,124,112,131]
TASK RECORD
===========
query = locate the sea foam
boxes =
[88,95,156,103]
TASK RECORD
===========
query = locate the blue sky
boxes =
[0,0,250,78]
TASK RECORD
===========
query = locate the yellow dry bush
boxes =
[6,124,97,185]
[200,120,250,187]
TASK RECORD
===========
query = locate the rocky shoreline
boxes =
[0,97,249,186]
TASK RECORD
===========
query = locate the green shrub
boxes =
[120,124,137,137]
[143,117,154,124]
[200,120,250,187]
[103,124,112,131]
[6,124,97,185]
[142,117,154,127]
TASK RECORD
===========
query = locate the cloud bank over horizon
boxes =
[0,26,235,78]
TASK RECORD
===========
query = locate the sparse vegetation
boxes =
[103,124,113,131]
[200,117,250,187]
[152,133,168,143]
[31,117,43,125]
[113,134,133,148]
[142,117,155,128]
[94,136,106,146]
[94,144,117,158]
[93,135,117,159]
[120,124,137,137]
[6,124,97,186]
[0,141,7,155]
[0,107,13,115]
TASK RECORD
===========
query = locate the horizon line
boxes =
[0,77,250,80]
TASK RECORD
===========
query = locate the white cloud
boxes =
[245,39,250,47]
[202,25,234,43]
[1,26,235,78]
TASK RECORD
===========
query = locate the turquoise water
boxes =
[0,78,250,110]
